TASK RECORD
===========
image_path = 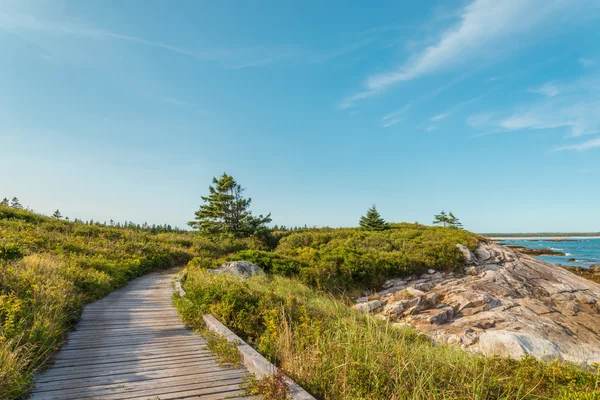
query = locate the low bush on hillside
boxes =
[175,270,600,400]
[222,224,481,293]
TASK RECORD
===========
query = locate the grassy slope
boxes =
[176,227,599,400]
[0,206,265,399]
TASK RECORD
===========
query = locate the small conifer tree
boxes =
[10,197,22,209]
[448,212,463,229]
[0,197,8,207]
[359,206,389,231]
[433,211,449,227]
[189,173,272,237]
[52,209,63,219]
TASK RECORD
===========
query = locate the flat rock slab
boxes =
[31,272,259,400]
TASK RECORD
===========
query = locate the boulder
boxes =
[353,300,382,313]
[383,300,408,317]
[427,307,454,324]
[456,244,479,265]
[475,330,562,361]
[213,261,264,279]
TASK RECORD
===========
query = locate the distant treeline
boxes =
[1,196,186,234]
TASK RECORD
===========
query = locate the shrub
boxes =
[0,244,23,261]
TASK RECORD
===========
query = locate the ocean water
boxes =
[499,238,600,268]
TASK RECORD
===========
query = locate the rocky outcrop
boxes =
[213,261,264,279]
[354,242,600,365]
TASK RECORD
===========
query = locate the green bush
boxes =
[228,250,304,276]
[0,244,23,261]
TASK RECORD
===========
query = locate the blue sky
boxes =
[1,0,600,232]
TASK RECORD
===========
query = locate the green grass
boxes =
[0,206,264,399]
[175,270,600,400]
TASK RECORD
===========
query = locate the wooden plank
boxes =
[32,371,246,399]
[30,272,256,399]
[35,355,219,382]
[50,348,213,369]
[33,363,237,391]
[60,334,199,351]
[53,343,208,361]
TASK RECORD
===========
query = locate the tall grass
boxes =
[176,270,600,399]
[0,206,261,399]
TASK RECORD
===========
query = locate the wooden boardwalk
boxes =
[31,272,258,400]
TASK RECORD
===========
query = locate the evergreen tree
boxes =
[433,211,449,227]
[52,209,62,219]
[0,197,8,207]
[189,173,272,237]
[359,206,389,231]
[448,212,463,229]
[10,197,22,209]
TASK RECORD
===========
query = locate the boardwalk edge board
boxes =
[175,272,315,400]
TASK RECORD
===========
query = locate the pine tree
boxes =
[189,173,272,237]
[448,212,463,229]
[433,211,449,227]
[359,206,389,231]
[52,209,62,219]
[0,197,8,207]
[10,197,22,209]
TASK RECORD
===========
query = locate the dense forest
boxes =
[1,176,598,399]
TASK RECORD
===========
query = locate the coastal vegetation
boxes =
[0,204,262,399]
[2,174,599,399]
[176,270,599,399]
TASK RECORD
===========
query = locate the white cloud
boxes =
[430,113,449,122]
[466,112,493,129]
[366,0,575,90]
[529,82,560,97]
[381,105,410,128]
[342,0,594,107]
[339,90,377,109]
[554,137,600,151]
[499,99,600,137]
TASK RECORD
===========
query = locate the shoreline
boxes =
[487,236,600,241]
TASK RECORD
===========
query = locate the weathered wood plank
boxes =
[32,372,247,400]
[35,355,220,382]
[30,272,258,399]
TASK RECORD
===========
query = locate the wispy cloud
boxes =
[0,5,295,69]
[378,72,472,127]
[428,91,492,124]
[466,112,494,129]
[342,0,592,107]
[529,82,560,97]
[430,113,449,122]
[381,105,410,128]
[554,137,600,151]
[366,0,575,90]
[469,73,600,148]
